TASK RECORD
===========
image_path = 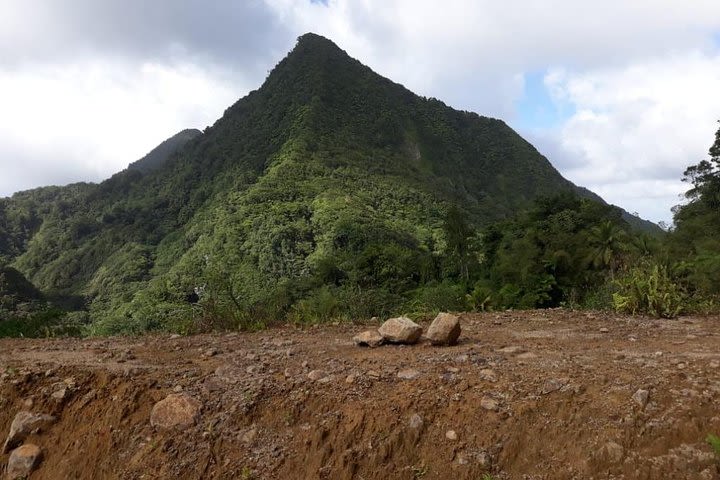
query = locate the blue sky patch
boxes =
[516,70,574,131]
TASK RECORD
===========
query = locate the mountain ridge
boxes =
[0,32,658,331]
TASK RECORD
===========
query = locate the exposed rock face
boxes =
[150,394,201,430]
[425,313,461,345]
[352,330,384,348]
[378,317,422,344]
[2,412,56,453]
[7,444,43,479]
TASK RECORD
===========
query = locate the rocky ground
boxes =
[1,309,720,479]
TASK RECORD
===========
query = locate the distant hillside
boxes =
[127,129,202,173]
[0,33,658,332]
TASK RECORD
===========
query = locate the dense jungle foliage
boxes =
[0,34,714,337]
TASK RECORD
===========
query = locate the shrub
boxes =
[612,263,683,318]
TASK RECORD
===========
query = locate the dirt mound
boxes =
[1,310,719,479]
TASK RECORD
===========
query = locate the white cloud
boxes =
[0,59,240,196]
[546,52,720,223]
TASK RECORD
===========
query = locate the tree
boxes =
[442,206,476,281]
[586,220,627,280]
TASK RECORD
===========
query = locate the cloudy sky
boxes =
[1,0,719,224]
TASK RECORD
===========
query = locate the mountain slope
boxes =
[0,33,657,331]
[127,129,202,173]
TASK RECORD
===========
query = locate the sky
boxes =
[1,1,720,224]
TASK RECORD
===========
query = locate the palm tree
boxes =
[587,221,627,280]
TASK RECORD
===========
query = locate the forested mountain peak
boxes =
[0,33,662,333]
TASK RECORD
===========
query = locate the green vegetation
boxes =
[0,34,717,337]
[707,433,720,458]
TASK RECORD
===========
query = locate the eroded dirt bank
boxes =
[1,310,719,479]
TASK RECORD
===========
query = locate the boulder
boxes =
[378,317,422,344]
[6,444,43,479]
[352,330,384,348]
[150,394,201,430]
[2,411,56,453]
[426,312,461,345]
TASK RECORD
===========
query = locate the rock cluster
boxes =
[353,313,462,348]
[2,411,55,478]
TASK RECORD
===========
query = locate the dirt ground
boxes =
[1,309,720,479]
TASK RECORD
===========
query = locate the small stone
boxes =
[345,375,356,384]
[215,364,242,384]
[6,444,43,479]
[409,414,424,429]
[516,352,537,360]
[397,369,420,380]
[307,370,327,381]
[366,370,381,378]
[600,327,609,333]
[150,394,201,430]
[601,441,624,463]
[378,317,422,344]
[632,389,649,408]
[709,360,720,369]
[541,378,567,394]
[203,348,218,357]
[426,312,461,346]
[352,330,384,348]
[172,385,183,393]
[51,387,68,401]
[479,369,497,382]
[497,346,525,355]
[2,412,56,453]
[480,397,498,411]
[445,430,458,441]
[241,426,258,445]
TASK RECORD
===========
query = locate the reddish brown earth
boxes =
[1,310,720,479]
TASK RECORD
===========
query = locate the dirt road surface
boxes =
[1,310,719,479]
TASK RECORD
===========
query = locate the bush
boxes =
[612,264,683,318]
[403,281,466,319]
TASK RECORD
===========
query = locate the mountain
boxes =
[127,129,202,173]
[0,33,658,332]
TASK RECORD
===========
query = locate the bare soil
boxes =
[1,310,720,479]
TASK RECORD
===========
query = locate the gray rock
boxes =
[445,430,458,441]
[632,388,649,409]
[307,370,327,381]
[6,444,43,479]
[397,369,420,380]
[352,330,384,348]
[480,397,499,411]
[541,378,567,394]
[2,411,56,453]
[426,312,461,345]
[409,414,424,429]
[378,317,422,344]
[150,394,201,430]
